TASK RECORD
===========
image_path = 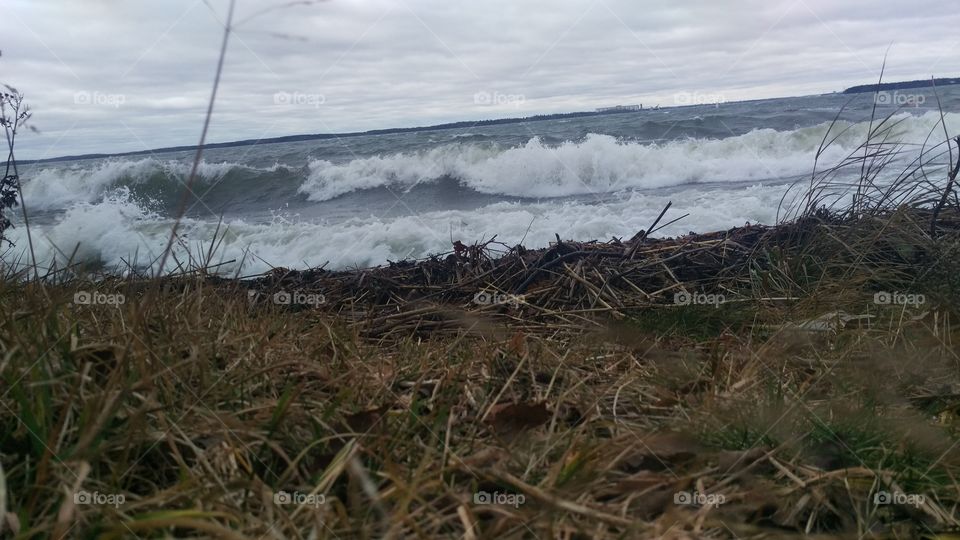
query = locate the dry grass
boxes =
[2,208,960,539]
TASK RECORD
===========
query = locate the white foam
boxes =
[21,158,292,210]
[6,110,953,275]
[3,182,802,274]
[300,111,960,201]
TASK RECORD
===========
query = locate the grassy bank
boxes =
[2,206,960,539]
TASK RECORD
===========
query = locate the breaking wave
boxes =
[299,111,959,201]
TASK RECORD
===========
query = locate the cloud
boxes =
[4,0,959,158]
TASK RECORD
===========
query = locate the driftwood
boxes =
[243,222,762,336]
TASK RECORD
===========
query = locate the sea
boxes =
[9,87,960,275]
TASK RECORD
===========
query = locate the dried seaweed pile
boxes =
[238,205,960,337]
[242,217,805,336]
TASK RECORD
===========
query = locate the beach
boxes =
[4,1,960,536]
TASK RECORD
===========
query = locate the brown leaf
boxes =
[486,401,551,436]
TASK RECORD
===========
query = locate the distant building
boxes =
[596,105,641,113]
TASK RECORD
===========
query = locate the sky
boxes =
[3,0,959,159]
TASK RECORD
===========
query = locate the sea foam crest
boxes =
[299,111,960,201]
[22,158,294,210]
[4,183,794,275]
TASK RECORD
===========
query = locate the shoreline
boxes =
[121,205,959,338]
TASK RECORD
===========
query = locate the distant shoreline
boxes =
[842,77,960,94]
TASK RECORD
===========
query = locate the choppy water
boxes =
[10,87,960,274]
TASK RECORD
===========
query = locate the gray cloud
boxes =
[4,0,959,158]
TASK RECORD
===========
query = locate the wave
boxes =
[22,158,298,210]
[299,111,960,202]
[18,111,958,217]
[3,183,799,275]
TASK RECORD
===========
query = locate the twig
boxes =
[627,201,672,260]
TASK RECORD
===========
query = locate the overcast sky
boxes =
[3,0,959,159]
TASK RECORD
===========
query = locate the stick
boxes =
[627,201,672,260]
